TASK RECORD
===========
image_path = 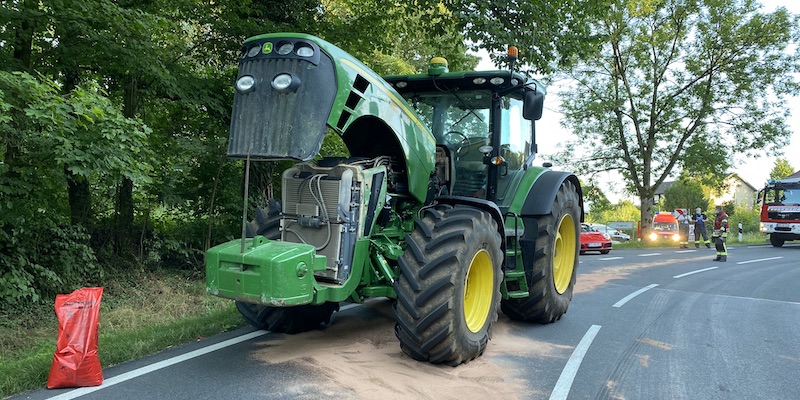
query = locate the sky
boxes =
[474,0,800,202]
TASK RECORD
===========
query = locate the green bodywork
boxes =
[207,33,580,308]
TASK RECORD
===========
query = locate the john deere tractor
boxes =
[206,33,584,366]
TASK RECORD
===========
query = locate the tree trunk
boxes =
[66,166,92,228]
[60,27,89,228]
[114,76,140,255]
[639,192,655,240]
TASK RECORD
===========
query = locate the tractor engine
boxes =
[278,157,396,283]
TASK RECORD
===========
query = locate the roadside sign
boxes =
[608,221,635,230]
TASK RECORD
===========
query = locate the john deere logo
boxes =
[262,42,273,54]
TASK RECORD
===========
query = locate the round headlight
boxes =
[672,234,680,241]
[236,75,255,92]
[649,232,657,241]
[490,77,505,85]
[296,46,314,57]
[511,78,519,85]
[277,43,294,55]
[472,77,487,85]
[247,46,261,58]
[271,74,293,91]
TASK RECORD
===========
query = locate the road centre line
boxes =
[599,256,624,261]
[675,250,697,253]
[613,284,659,308]
[549,325,602,400]
[673,266,718,278]
[736,256,783,265]
[46,302,362,400]
[639,253,662,257]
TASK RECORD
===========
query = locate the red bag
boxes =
[47,287,104,389]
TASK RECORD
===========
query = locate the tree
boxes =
[770,158,795,179]
[555,0,800,235]
[582,183,613,217]
[663,177,710,213]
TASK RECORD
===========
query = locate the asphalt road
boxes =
[16,244,800,400]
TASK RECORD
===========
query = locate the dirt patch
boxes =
[636,338,673,351]
[252,301,568,399]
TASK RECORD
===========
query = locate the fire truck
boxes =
[758,177,800,247]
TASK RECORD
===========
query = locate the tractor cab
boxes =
[383,55,545,206]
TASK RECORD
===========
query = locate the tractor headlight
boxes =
[277,42,294,55]
[649,232,657,241]
[296,45,314,57]
[490,77,505,85]
[236,75,256,93]
[473,77,487,85]
[271,73,300,92]
[247,46,261,58]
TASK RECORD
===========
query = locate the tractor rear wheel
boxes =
[235,199,338,333]
[501,180,580,323]
[394,204,502,366]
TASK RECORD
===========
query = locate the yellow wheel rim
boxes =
[464,249,494,333]
[552,214,576,294]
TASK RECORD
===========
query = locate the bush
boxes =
[0,217,102,309]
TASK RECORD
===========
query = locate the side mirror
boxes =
[523,91,544,121]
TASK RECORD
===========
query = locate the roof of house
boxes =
[787,170,800,179]
[654,180,675,195]
[725,173,757,192]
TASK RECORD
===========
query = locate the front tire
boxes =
[770,234,785,247]
[235,199,338,333]
[394,204,502,366]
[501,180,580,323]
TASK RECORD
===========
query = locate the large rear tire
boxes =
[770,234,785,247]
[235,199,338,333]
[501,179,580,323]
[394,204,503,366]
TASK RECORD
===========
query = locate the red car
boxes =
[580,223,612,255]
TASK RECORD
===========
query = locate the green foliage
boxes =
[583,183,613,215]
[587,200,641,229]
[728,202,760,235]
[554,0,800,233]
[664,178,711,213]
[0,217,101,308]
[770,158,795,179]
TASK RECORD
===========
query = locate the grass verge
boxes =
[0,269,245,398]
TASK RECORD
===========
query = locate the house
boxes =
[711,173,758,209]
[654,173,758,209]
[786,170,800,179]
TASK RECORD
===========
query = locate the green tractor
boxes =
[206,33,584,366]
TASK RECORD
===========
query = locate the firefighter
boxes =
[712,205,729,262]
[692,208,711,248]
[676,209,691,248]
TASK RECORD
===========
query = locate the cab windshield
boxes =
[765,187,800,205]
[403,90,532,198]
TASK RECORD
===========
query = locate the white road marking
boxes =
[45,331,269,400]
[599,256,624,261]
[613,284,659,308]
[639,253,661,257]
[673,266,718,278]
[736,256,784,265]
[549,325,602,400]
[46,302,363,400]
[675,250,696,253]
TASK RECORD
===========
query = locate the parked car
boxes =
[587,223,631,242]
[580,223,613,255]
